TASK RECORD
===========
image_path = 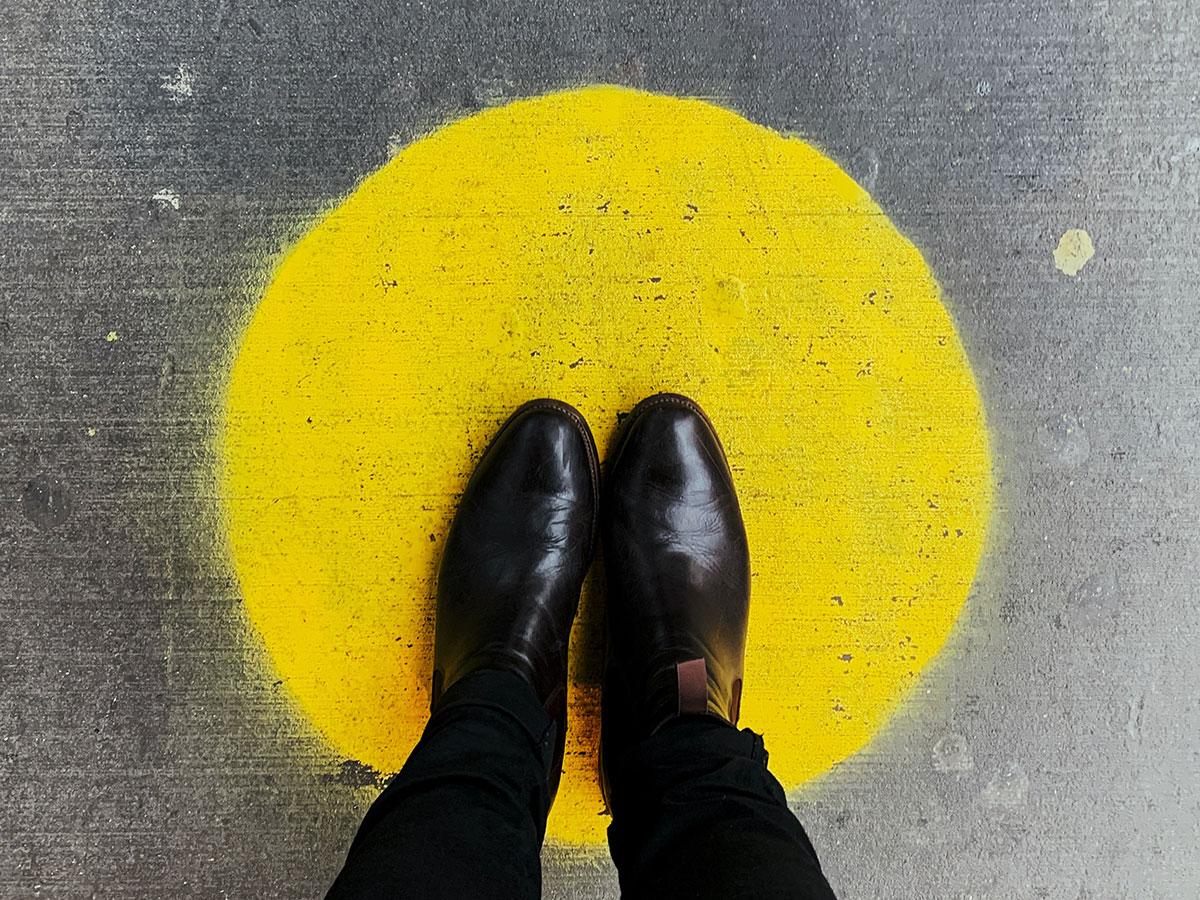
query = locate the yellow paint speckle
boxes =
[86,427,97,437]
[1054,228,1095,276]
[105,331,119,343]
[221,86,992,846]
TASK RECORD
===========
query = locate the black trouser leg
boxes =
[326,670,555,900]
[607,717,839,900]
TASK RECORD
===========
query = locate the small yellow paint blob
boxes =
[105,331,120,343]
[221,86,992,847]
[86,427,97,437]
[1054,228,1095,276]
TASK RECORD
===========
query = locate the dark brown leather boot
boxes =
[601,392,751,777]
[433,399,600,798]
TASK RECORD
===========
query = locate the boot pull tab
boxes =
[676,658,709,716]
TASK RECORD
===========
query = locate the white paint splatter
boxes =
[151,188,181,210]
[161,64,194,102]
[1053,228,1095,276]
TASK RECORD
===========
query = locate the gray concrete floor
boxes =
[3,0,1199,897]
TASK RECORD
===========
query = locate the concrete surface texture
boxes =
[2,0,1198,897]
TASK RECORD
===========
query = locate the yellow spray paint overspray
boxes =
[221,85,992,846]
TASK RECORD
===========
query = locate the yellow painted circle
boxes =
[221,86,991,847]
